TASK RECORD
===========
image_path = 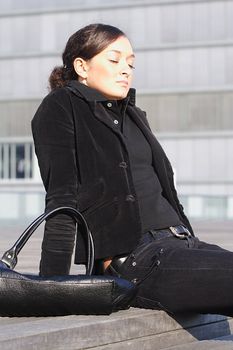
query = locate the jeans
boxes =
[110,231,233,316]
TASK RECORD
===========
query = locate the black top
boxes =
[73,82,181,232]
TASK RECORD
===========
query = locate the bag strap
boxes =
[1,206,95,275]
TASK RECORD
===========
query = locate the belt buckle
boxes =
[117,256,128,264]
[169,226,191,239]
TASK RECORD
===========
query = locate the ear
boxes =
[73,57,88,79]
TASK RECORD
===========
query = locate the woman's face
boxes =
[78,36,135,100]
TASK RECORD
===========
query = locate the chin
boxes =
[102,86,130,100]
[111,90,129,100]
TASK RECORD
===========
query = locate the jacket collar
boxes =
[67,80,136,106]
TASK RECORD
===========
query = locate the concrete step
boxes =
[164,335,233,349]
[0,309,232,350]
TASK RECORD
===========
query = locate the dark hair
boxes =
[49,23,126,90]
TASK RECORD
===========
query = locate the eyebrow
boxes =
[107,50,135,59]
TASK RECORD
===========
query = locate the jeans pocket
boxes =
[121,243,163,284]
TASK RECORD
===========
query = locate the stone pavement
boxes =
[0,219,232,349]
[192,220,233,252]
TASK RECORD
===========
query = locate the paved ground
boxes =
[0,222,82,274]
[0,219,232,274]
[192,220,233,251]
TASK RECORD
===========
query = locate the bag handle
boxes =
[1,206,95,275]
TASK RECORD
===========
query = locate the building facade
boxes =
[0,0,233,223]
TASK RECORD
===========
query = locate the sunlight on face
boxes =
[82,36,135,100]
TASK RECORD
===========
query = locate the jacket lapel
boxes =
[89,101,130,149]
[91,102,121,133]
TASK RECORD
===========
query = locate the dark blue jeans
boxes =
[113,231,233,316]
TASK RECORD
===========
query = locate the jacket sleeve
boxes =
[31,90,78,276]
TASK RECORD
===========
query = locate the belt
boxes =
[150,224,192,240]
[106,225,192,276]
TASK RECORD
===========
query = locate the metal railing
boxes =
[0,136,232,222]
[0,137,34,181]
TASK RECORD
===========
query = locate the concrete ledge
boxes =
[165,336,233,349]
[0,308,232,350]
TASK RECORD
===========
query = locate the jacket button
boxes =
[126,194,135,202]
[107,102,112,108]
[119,161,127,168]
[114,119,119,125]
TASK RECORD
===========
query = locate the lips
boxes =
[117,80,128,87]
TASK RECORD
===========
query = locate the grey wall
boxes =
[0,0,233,219]
[1,0,233,134]
[137,92,233,132]
[0,100,39,137]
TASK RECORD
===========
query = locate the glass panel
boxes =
[0,142,33,180]
[16,144,25,179]
[0,145,3,178]
[180,195,229,220]
[203,196,227,219]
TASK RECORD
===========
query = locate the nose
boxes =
[121,66,131,77]
[120,60,132,77]
[122,70,130,77]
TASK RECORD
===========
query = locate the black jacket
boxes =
[32,80,193,275]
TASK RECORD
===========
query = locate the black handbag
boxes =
[0,206,137,316]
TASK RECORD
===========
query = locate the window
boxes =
[0,141,33,180]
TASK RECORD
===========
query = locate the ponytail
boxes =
[48,65,77,91]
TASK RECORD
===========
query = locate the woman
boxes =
[32,23,233,316]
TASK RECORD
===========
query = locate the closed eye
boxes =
[128,64,135,69]
[109,59,135,69]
